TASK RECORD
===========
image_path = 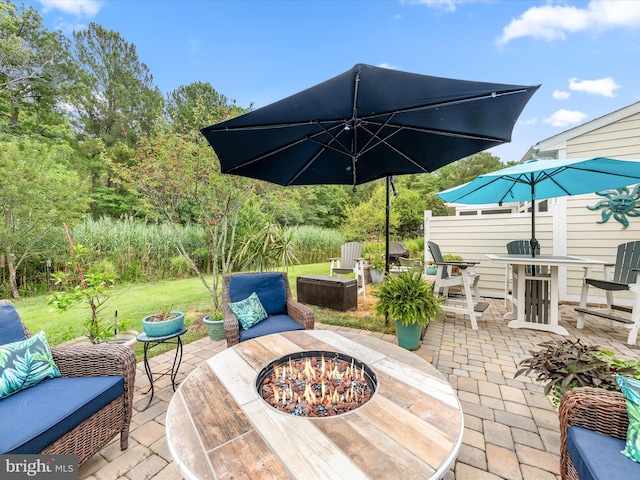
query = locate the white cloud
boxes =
[544,109,588,127]
[497,0,640,45]
[404,0,458,12]
[569,77,620,97]
[552,90,571,100]
[39,0,103,18]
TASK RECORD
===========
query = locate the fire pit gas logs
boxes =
[256,351,377,417]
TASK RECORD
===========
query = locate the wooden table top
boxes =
[166,330,463,480]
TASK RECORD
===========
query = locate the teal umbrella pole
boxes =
[530,181,538,258]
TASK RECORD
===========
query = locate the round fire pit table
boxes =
[166,330,463,479]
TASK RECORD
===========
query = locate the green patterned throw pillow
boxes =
[229,292,268,330]
[0,331,61,399]
[617,375,640,463]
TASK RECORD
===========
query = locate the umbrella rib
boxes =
[357,88,533,122]
[226,123,349,172]
[358,123,429,172]
[365,119,506,143]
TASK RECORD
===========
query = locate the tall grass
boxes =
[290,226,345,264]
[65,217,208,282]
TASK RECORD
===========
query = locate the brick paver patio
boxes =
[78,297,640,480]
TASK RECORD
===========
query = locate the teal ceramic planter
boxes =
[142,311,184,337]
[203,316,225,341]
[395,320,423,350]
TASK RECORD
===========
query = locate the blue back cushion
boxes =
[0,376,124,454]
[228,273,287,315]
[0,303,26,345]
[566,426,640,480]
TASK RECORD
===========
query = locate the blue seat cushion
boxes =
[0,303,26,345]
[566,426,640,480]
[229,273,287,315]
[238,314,304,342]
[0,375,124,454]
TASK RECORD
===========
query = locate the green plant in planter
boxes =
[364,242,386,271]
[515,338,639,406]
[374,270,443,349]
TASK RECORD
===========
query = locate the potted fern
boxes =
[374,270,443,350]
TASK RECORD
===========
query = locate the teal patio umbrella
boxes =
[437,157,640,256]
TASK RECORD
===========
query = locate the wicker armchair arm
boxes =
[286,299,315,329]
[559,387,629,440]
[51,343,136,379]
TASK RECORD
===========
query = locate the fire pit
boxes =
[166,330,464,480]
[256,350,377,417]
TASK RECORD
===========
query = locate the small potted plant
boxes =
[142,309,185,337]
[203,311,225,341]
[425,260,438,275]
[364,242,386,284]
[374,270,443,350]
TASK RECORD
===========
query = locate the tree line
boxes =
[0,0,512,305]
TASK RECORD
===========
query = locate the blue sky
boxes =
[25,0,640,163]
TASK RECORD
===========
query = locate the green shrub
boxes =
[170,256,191,277]
[403,238,422,256]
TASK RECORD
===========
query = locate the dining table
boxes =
[485,253,606,335]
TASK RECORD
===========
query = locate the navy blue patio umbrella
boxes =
[201,64,539,271]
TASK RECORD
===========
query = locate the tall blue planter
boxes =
[394,320,423,350]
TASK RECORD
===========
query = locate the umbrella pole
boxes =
[530,181,538,258]
[385,176,391,275]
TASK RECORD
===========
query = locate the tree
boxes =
[66,22,164,216]
[0,138,89,299]
[165,81,245,138]
[120,124,254,309]
[392,187,426,238]
[342,185,399,241]
[0,0,73,137]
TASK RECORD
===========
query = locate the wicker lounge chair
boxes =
[559,386,639,479]
[0,300,136,466]
[222,271,314,347]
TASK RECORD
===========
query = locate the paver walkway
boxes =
[78,298,640,480]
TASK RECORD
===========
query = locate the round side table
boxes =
[136,326,187,410]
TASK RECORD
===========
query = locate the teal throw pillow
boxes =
[0,331,61,399]
[229,292,268,330]
[617,375,640,463]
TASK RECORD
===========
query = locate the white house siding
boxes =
[566,111,640,158]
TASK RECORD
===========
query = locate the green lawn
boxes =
[12,263,392,360]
